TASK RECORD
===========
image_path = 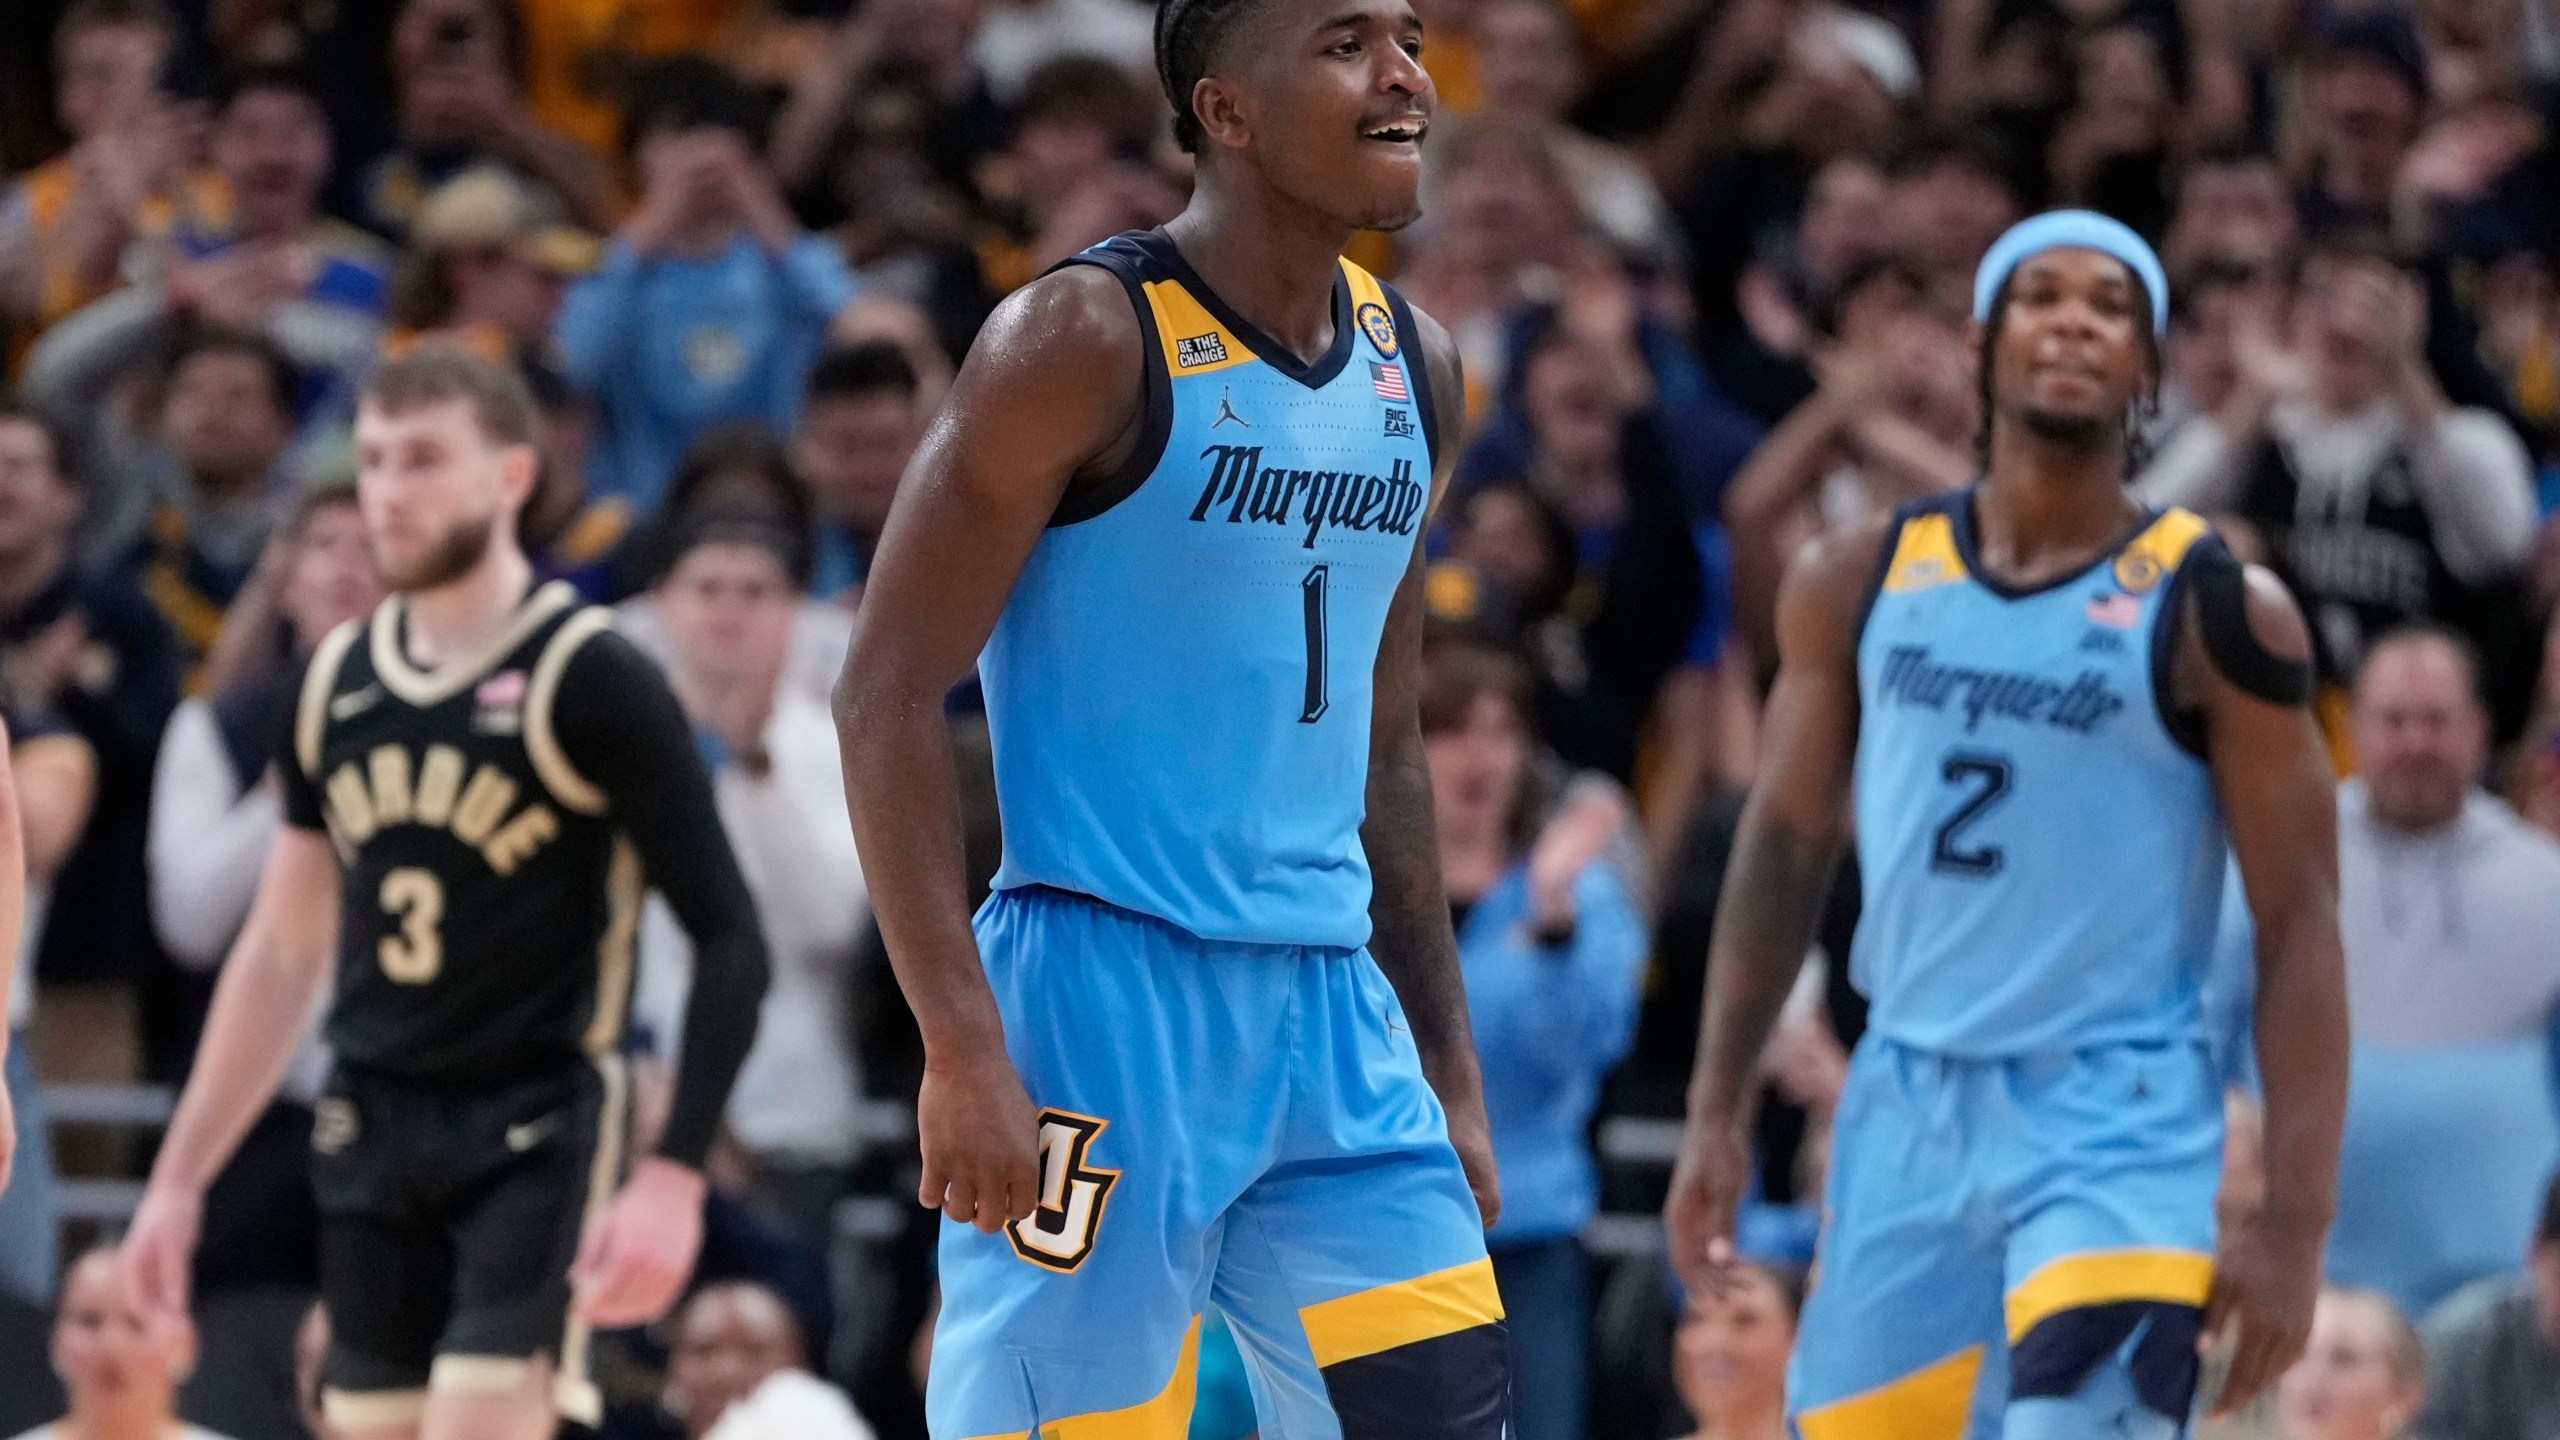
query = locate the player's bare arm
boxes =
[1662,508,1888,1296]
[126,822,341,1322]
[1360,308,1501,1226]
[2173,559,2347,1413]
[835,264,1146,1233]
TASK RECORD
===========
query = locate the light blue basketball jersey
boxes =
[1851,492,2230,1055]
[978,231,1440,949]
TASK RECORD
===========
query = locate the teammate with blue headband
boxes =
[1667,199,2345,1440]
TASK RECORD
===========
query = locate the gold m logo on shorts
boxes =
[1008,1109,1122,1273]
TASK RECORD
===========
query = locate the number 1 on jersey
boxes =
[1300,565,1330,724]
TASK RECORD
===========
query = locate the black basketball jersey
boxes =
[280,581,670,1083]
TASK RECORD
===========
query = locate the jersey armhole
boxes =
[1383,285,1442,471]
[1044,250,1173,528]
[525,609,616,816]
[293,618,364,780]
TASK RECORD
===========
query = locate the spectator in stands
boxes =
[5,1247,232,1440]
[2163,150,2304,278]
[383,169,596,380]
[968,58,1177,295]
[2146,258,2288,456]
[0,0,186,362]
[0,703,94,1306]
[1714,157,1893,426]
[968,0,1152,106]
[2272,1287,2427,1440]
[1464,0,1682,273]
[635,513,869,1262]
[172,66,391,407]
[1425,637,1646,1440]
[1455,296,1761,859]
[1880,127,2024,320]
[792,343,921,604]
[1668,1260,1799,1440]
[613,425,850,705]
[350,0,617,242]
[146,486,370,1440]
[2299,13,2430,237]
[109,333,302,679]
[2137,234,2538,727]
[2420,1169,2560,1440]
[556,56,861,510]
[0,402,177,1114]
[664,1281,874,1440]
[2313,628,2560,1312]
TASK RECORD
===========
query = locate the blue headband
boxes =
[1972,210,2169,335]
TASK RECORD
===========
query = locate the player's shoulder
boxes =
[976,257,1148,375]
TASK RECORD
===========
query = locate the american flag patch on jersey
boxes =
[2086,592,2141,628]
[1371,362,1410,402]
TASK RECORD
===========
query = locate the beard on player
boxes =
[373,507,497,593]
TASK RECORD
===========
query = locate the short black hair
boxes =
[1018,55,1150,143]
[619,54,774,160]
[165,328,299,419]
[653,421,815,586]
[805,342,919,406]
[212,61,327,120]
[659,502,811,591]
[0,398,75,492]
[56,0,177,58]
[1155,0,1272,153]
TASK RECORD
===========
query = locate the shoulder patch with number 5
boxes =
[1008,1109,1122,1273]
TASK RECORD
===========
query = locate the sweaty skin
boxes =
[1662,246,2345,1417]
[834,0,1498,1234]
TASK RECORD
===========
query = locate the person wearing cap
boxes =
[1666,210,2347,1436]
[385,168,598,370]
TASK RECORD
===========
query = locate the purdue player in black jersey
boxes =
[123,351,771,1440]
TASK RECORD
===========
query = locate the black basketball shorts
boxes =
[308,1056,628,1432]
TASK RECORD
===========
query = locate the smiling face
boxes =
[2276,1290,2424,1440]
[1190,0,1438,232]
[1985,246,2154,449]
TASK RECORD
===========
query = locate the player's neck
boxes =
[1162,189,1354,367]
[1978,424,2143,569]
[401,540,535,671]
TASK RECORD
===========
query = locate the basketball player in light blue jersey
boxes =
[1664,211,2351,1438]
[834,0,1508,1432]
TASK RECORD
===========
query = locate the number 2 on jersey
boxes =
[378,867,444,983]
[1299,564,1329,724]
[1930,752,2012,877]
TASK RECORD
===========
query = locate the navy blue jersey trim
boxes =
[1043,237,1174,528]
[1122,228,1357,390]
[1382,284,1442,471]
[1953,489,2163,602]
[2190,535,2313,706]
[2151,536,2208,759]
[1855,492,1956,641]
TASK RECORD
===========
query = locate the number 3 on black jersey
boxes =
[1930,752,2012,877]
[378,867,444,983]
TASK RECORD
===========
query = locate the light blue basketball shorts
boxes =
[1791,1034,2224,1440]
[926,885,1510,1440]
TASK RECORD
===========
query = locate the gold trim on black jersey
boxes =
[369,581,578,708]
[297,618,364,778]
[524,608,616,816]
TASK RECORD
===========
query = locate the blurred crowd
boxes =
[0,0,2557,1435]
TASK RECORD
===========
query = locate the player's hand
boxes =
[2201,1210,2325,1415]
[1440,1088,1502,1229]
[122,1182,204,1327]
[570,1156,707,1328]
[916,1049,1039,1234]
[1663,1111,1752,1300]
